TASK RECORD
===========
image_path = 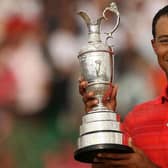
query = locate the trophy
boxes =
[74,2,133,163]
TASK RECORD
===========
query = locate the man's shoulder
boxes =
[128,96,161,116]
[123,97,162,127]
[134,97,160,109]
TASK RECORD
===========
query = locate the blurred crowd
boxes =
[0,0,167,167]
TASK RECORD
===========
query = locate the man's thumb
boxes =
[128,137,138,152]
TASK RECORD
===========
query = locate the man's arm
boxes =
[91,141,161,168]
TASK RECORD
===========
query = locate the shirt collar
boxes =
[161,85,168,104]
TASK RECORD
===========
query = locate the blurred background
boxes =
[0,0,167,167]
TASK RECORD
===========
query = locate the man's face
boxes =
[152,16,168,77]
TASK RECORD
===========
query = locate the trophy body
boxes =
[74,2,133,163]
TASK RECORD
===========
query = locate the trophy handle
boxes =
[78,11,91,28]
[103,2,120,43]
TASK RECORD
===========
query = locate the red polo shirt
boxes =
[123,86,168,167]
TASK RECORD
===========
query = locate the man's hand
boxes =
[79,78,118,112]
[92,140,160,168]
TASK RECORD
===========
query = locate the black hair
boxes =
[152,5,168,38]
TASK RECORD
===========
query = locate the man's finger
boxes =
[82,91,95,103]
[102,83,113,102]
[128,137,139,153]
[102,84,118,102]
[79,80,88,95]
[111,84,118,100]
[85,99,99,112]
[97,152,132,160]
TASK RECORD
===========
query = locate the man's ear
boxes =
[151,39,157,53]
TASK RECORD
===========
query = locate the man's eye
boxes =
[159,39,168,44]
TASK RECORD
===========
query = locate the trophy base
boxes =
[74,144,133,163]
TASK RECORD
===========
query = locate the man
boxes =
[79,5,168,168]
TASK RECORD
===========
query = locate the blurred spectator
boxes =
[47,0,79,116]
[0,0,42,21]
[116,49,157,119]
[3,16,52,115]
[0,51,16,108]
